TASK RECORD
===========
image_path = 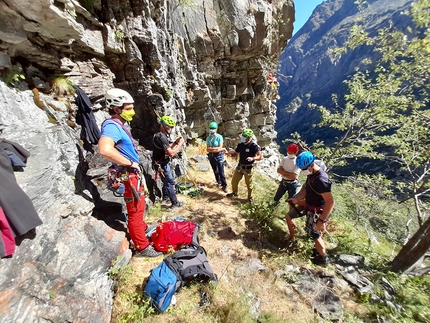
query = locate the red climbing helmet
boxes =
[286,143,299,154]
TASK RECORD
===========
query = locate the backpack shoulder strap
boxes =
[306,172,326,195]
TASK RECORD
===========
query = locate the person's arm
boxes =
[165,136,184,158]
[206,140,224,153]
[209,142,224,153]
[246,150,263,162]
[98,136,139,169]
[277,167,299,180]
[287,185,306,204]
[315,192,335,231]
[225,151,238,157]
[224,145,238,157]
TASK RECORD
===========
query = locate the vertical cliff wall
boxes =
[0,0,294,148]
[0,0,294,321]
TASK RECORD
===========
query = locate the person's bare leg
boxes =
[314,237,326,256]
[285,214,296,241]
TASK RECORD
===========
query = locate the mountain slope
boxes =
[275,0,414,150]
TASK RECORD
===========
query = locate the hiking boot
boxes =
[311,248,319,258]
[311,254,330,265]
[226,193,238,198]
[247,198,253,203]
[134,244,163,258]
[160,197,170,206]
[171,201,185,208]
[221,186,228,193]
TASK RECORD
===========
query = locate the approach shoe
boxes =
[171,201,185,208]
[226,192,238,198]
[160,197,170,206]
[311,248,319,258]
[134,244,163,258]
[221,186,228,193]
[311,254,330,266]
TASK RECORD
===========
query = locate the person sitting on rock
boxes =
[206,121,228,193]
[98,88,162,258]
[225,128,263,203]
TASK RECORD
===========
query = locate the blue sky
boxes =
[293,0,326,34]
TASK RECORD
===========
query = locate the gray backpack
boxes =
[164,244,218,288]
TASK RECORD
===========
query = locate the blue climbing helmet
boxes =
[296,151,315,169]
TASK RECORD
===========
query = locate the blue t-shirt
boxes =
[100,120,139,163]
[206,134,223,147]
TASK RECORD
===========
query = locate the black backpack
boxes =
[164,244,218,288]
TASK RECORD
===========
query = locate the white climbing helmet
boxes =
[105,88,134,108]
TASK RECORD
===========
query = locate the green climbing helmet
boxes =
[209,122,218,129]
[242,128,254,138]
[160,115,176,127]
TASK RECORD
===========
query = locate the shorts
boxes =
[287,206,327,240]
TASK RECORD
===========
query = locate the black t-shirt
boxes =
[305,170,332,207]
[235,141,260,165]
[152,132,170,162]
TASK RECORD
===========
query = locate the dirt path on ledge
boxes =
[111,159,329,322]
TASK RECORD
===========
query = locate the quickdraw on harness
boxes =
[108,166,127,197]
[108,166,147,202]
[152,158,165,181]
[305,205,325,236]
[152,133,170,181]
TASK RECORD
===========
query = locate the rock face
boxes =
[0,81,130,323]
[0,0,294,322]
[0,0,294,149]
[275,0,413,151]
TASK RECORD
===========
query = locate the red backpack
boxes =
[151,220,198,252]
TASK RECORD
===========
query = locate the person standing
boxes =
[98,88,162,257]
[286,151,334,265]
[206,122,228,193]
[225,128,263,202]
[273,143,300,205]
[152,115,185,208]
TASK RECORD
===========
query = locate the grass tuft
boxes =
[50,76,75,98]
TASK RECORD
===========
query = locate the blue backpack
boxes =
[143,261,180,312]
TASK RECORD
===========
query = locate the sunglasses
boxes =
[301,167,309,171]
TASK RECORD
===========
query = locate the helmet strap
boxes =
[161,123,173,139]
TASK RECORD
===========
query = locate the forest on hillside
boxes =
[276,0,430,274]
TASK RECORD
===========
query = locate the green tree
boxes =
[310,0,430,273]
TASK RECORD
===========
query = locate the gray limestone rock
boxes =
[0,0,295,321]
[293,270,344,321]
